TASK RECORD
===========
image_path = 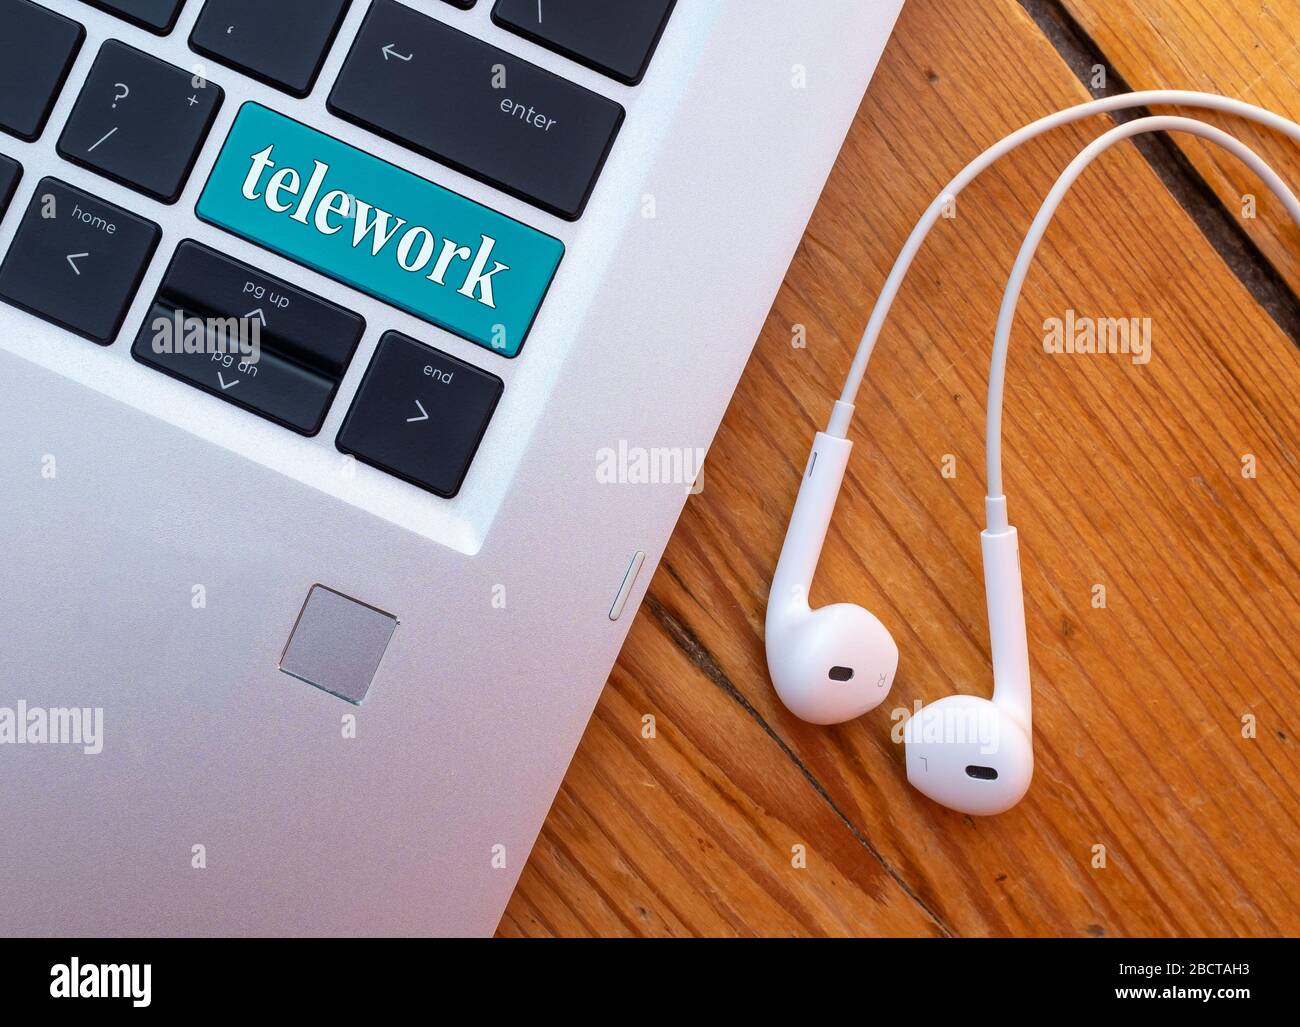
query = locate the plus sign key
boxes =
[0,178,160,344]
[57,40,223,204]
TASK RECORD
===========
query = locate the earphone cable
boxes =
[984,116,1300,524]
[831,91,1300,437]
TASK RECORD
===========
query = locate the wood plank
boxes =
[1063,0,1300,292]
[503,0,1300,936]
[504,610,945,936]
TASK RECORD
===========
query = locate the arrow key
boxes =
[337,332,503,498]
[153,240,365,377]
[130,240,365,435]
[0,177,160,344]
[132,301,338,434]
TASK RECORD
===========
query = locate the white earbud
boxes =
[765,92,1300,815]
[903,498,1033,816]
[764,404,899,726]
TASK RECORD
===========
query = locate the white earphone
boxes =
[766,92,1300,815]
[765,418,898,725]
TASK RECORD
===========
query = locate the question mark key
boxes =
[56,39,224,204]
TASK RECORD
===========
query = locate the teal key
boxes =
[197,103,564,358]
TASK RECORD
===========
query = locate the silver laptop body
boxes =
[0,0,903,935]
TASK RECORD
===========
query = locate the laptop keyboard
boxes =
[0,0,677,500]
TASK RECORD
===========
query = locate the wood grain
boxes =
[1063,0,1300,292]
[501,0,1300,937]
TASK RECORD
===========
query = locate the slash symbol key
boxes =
[57,40,223,204]
[86,126,118,153]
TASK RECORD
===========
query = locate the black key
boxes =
[131,240,365,435]
[80,0,186,34]
[152,240,365,375]
[134,303,337,434]
[328,0,623,221]
[57,40,223,204]
[190,0,351,98]
[336,332,503,498]
[441,0,475,8]
[0,0,85,141]
[0,154,21,219]
[492,0,675,86]
[0,178,160,344]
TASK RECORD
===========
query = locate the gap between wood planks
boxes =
[644,590,955,937]
[1020,0,1300,347]
[641,0,1300,933]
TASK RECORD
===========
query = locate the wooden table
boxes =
[500,0,1300,937]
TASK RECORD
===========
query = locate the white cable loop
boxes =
[984,117,1300,516]
[831,90,1300,437]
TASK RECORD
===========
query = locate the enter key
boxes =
[327,0,624,220]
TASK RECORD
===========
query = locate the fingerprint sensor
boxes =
[279,585,398,704]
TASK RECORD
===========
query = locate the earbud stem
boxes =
[769,433,854,616]
[766,430,899,725]
[981,497,1031,729]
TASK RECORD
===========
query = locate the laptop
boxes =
[0,0,904,935]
